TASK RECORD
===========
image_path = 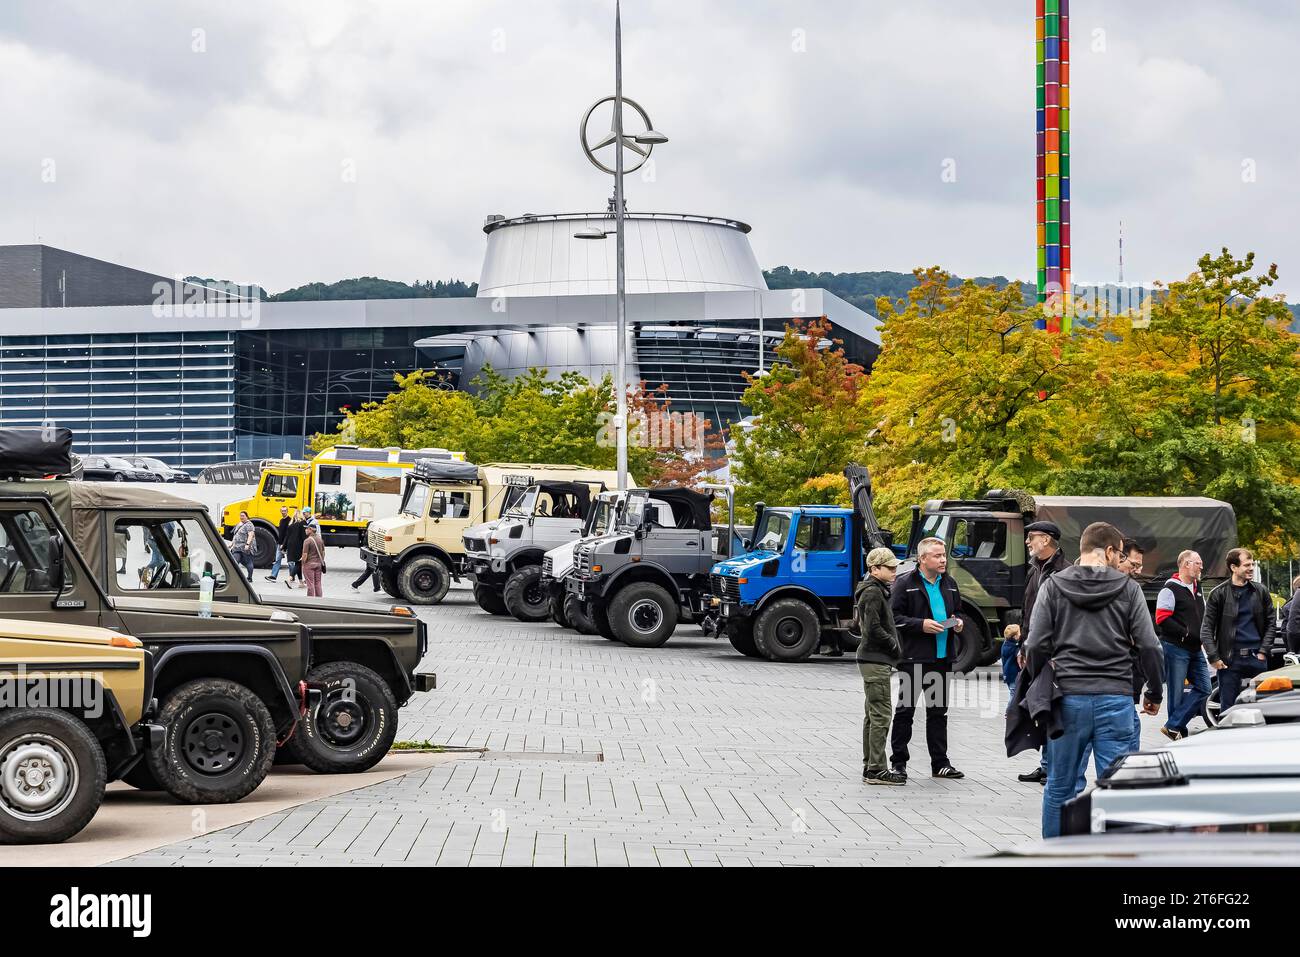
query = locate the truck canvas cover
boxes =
[648,488,714,530]
[1032,496,1237,581]
[413,459,480,482]
[0,428,74,479]
[0,480,207,575]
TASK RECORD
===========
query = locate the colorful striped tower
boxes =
[1036,0,1070,332]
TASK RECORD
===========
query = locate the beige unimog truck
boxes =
[361,459,619,608]
[0,617,162,844]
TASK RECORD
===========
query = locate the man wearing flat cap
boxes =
[1012,520,1068,784]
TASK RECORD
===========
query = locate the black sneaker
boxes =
[932,766,965,779]
[863,769,881,783]
[890,764,907,781]
[1017,766,1047,784]
[264,575,277,581]
[868,769,906,786]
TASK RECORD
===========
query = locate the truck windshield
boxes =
[400,481,429,518]
[504,487,537,517]
[752,511,793,552]
[586,498,615,535]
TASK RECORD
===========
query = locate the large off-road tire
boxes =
[590,600,618,641]
[550,592,571,628]
[288,662,397,774]
[398,556,451,605]
[149,679,276,804]
[503,565,551,623]
[379,567,401,599]
[727,621,762,658]
[753,599,822,662]
[473,582,508,615]
[950,613,985,675]
[0,709,106,845]
[609,582,678,648]
[252,526,278,568]
[565,594,597,635]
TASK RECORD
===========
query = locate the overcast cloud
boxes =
[1,0,1297,296]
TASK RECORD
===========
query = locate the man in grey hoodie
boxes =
[1025,521,1165,838]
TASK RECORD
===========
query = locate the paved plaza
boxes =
[111,556,1172,867]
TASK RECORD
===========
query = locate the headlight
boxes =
[1096,751,1185,790]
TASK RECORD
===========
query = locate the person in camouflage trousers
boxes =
[856,547,905,786]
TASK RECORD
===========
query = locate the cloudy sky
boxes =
[1,0,1296,296]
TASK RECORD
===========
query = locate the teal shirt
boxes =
[922,573,948,659]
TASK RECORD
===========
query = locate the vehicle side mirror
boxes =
[48,530,66,594]
[634,525,647,541]
[742,539,752,551]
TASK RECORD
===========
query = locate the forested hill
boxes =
[762,266,1300,330]
[270,277,477,301]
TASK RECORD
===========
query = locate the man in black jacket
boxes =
[1025,521,1164,838]
[1201,548,1276,712]
[264,505,294,582]
[855,547,904,785]
[1283,574,1300,655]
[1014,520,1069,784]
[889,536,965,780]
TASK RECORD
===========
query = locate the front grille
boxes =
[368,528,384,552]
[541,556,553,578]
[575,546,593,575]
[710,574,740,601]
[464,536,486,553]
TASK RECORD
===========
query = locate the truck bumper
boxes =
[467,557,505,587]
[564,576,605,602]
[414,672,438,693]
[362,547,394,571]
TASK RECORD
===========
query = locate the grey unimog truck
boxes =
[17,479,436,778]
[0,431,305,804]
[902,490,1239,672]
[566,486,735,647]
[464,475,619,622]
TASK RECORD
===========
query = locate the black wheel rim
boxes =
[414,569,439,593]
[523,581,546,608]
[774,616,805,648]
[181,711,247,775]
[313,689,372,751]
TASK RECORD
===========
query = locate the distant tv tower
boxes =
[1035,0,1070,332]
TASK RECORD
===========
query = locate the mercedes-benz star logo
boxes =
[580,95,655,176]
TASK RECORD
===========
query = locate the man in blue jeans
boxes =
[1156,550,1208,739]
[1024,521,1165,838]
[1200,548,1276,713]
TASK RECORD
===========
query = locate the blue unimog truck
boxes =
[709,465,893,663]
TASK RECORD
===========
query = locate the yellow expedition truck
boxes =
[221,445,462,565]
[362,460,621,607]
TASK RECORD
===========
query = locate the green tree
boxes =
[1058,250,1300,555]
[730,318,869,518]
[863,267,1095,529]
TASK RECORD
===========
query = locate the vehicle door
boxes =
[948,517,1011,606]
[102,511,245,604]
[791,514,852,599]
[258,469,305,514]
[530,488,584,548]
[0,498,106,630]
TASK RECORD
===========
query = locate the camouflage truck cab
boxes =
[905,491,1238,672]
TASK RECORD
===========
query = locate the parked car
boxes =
[127,456,194,483]
[79,455,156,483]
[1061,720,1300,835]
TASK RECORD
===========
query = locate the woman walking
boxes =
[283,512,306,589]
[300,523,326,597]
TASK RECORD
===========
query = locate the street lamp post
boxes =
[575,1,667,491]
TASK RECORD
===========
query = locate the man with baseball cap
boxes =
[1013,519,1068,784]
[855,547,905,785]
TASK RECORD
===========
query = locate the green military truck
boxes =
[28,480,436,777]
[0,616,163,843]
[903,491,1238,672]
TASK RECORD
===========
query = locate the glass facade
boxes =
[0,332,235,470]
[235,327,460,461]
[634,321,879,430]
